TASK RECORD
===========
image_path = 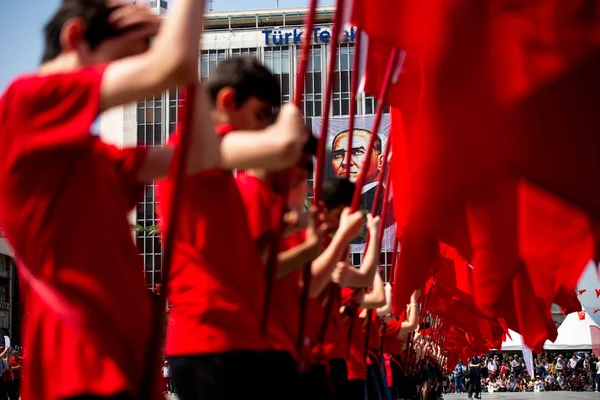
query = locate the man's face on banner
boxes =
[331,129,383,184]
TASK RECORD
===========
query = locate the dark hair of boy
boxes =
[322,177,356,211]
[41,0,121,63]
[206,57,281,108]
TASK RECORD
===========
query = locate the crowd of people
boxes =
[448,352,600,397]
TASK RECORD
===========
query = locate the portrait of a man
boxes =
[330,129,384,212]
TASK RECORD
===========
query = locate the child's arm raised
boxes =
[100,0,203,111]
[331,214,380,288]
[362,271,386,309]
[219,104,306,170]
[309,208,363,297]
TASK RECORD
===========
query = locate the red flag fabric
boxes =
[596,289,600,298]
[579,290,588,296]
[554,288,581,316]
[594,309,600,315]
[578,311,587,321]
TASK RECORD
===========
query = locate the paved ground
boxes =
[166,392,600,399]
[443,393,600,399]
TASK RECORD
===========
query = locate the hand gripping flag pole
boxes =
[140,84,197,399]
[378,235,399,359]
[261,0,320,337]
[344,28,361,181]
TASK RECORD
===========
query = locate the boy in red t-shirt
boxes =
[158,57,306,400]
[235,133,365,398]
[342,271,386,400]
[0,0,234,399]
[8,349,21,399]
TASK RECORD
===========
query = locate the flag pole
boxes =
[261,0,320,337]
[139,83,197,399]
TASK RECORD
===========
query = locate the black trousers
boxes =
[347,379,366,400]
[66,394,133,400]
[468,376,481,397]
[298,358,349,400]
[169,350,297,400]
[329,358,349,400]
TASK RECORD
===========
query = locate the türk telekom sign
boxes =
[261,26,357,46]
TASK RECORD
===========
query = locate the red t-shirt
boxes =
[368,311,380,350]
[0,67,153,399]
[235,173,305,358]
[308,284,346,361]
[158,125,267,356]
[383,320,407,355]
[9,357,21,380]
[342,288,367,381]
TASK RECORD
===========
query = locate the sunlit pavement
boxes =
[166,392,600,399]
[443,392,600,399]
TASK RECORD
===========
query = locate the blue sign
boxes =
[262,27,356,46]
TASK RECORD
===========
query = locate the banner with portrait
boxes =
[312,115,396,255]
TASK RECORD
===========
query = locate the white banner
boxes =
[522,342,535,377]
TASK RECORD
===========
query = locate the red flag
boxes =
[579,290,588,295]
[596,289,600,298]
[594,309,600,315]
[554,288,581,316]
[578,311,587,321]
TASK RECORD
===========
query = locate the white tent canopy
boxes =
[545,312,598,351]
[501,312,599,352]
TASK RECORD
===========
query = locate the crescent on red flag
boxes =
[578,311,587,320]
[578,289,588,295]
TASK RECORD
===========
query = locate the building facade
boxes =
[0,236,20,343]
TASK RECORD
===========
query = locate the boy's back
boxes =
[0,70,153,399]
[158,135,267,356]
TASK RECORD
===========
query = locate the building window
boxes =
[364,96,390,115]
[298,45,323,120]
[136,182,162,290]
[264,46,291,105]
[168,87,185,136]
[0,258,8,280]
[333,43,353,117]
[232,48,258,58]
[201,49,227,82]
[137,96,163,147]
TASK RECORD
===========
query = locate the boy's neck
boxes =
[211,109,235,127]
[38,53,84,76]
[246,168,269,184]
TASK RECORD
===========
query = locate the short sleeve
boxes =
[101,144,148,209]
[7,66,106,157]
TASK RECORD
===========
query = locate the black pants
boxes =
[66,394,133,400]
[468,376,481,398]
[299,363,333,400]
[169,350,294,400]
[329,358,349,400]
[261,350,300,400]
[347,380,366,400]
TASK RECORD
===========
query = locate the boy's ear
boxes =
[215,87,237,112]
[60,17,86,53]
